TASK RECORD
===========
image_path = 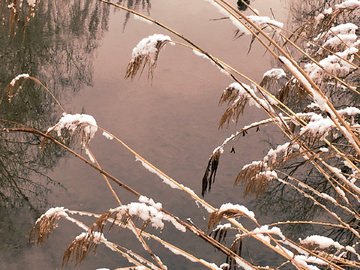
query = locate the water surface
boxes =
[0,0,289,269]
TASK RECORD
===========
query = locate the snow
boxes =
[264,142,290,164]
[133,14,153,24]
[10,74,29,86]
[204,0,250,35]
[39,207,68,222]
[320,193,337,203]
[135,156,181,190]
[160,242,198,262]
[213,146,224,155]
[252,225,285,240]
[335,0,360,9]
[330,23,358,35]
[102,131,114,140]
[247,15,283,30]
[139,195,162,211]
[299,115,334,138]
[199,259,223,270]
[300,235,343,250]
[47,113,98,145]
[193,49,211,60]
[335,186,349,204]
[27,0,36,7]
[112,200,186,231]
[127,202,165,229]
[131,34,172,65]
[263,68,286,79]
[279,56,315,95]
[219,203,256,220]
[75,231,107,244]
[234,257,257,270]
[324,8,333,14]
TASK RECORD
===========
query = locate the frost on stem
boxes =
[201,146,223,197]
[125,34,173,81]
[29,207,68,245]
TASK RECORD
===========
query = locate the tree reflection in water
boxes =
[0,0,110,252]
[117,0,151,30]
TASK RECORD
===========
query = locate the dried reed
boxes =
[3,0,360,269]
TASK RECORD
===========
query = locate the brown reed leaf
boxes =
[208,209,248,230]
[243,173,272,198]
[91,208,133,234]
[29,207,68,245]
[209,224,231,244]
[225,237,242,269]
[219,86,240,105]
[276,78,308,105]
[62,231,104,268]
[202,146,223,197]
[234,161,264,186]
[29,215,58,245]
[234,161,275,198]
[218,96,248,129]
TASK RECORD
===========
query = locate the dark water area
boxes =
[0,0,296,269]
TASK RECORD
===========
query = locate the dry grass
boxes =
[62,232,102,268]
[125,39,172,81]
[202,146,223,196]
[3,0,360,269]
[29,214,58,245]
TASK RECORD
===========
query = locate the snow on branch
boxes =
[247,15,283,33]
[91,198,186,233]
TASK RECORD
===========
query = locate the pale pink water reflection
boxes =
[1,0,287,269]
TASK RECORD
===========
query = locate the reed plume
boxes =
[202,146,223,196]
[29,207,69,245]
[125,34,173,81]
[62,231,107,267]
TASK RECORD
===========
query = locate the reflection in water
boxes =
[117,0,152,30]
[237,0,250,11]
[0,0,109,254]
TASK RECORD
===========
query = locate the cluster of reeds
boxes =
[2,0,360,269]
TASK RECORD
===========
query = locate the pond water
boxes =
[0,0,295,269]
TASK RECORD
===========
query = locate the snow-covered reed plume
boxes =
[125,34,173,80]
[44,113,107,162]
[62,231,110,268]
[46,113,98,147]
